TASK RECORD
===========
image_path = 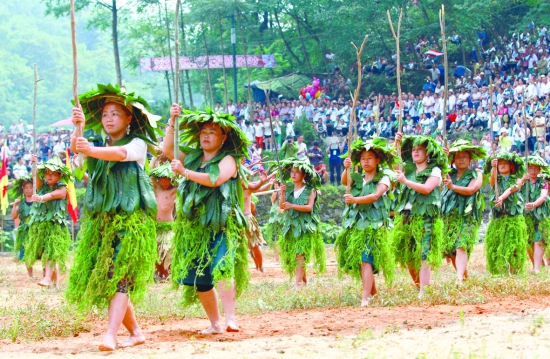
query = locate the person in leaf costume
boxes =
[149,157,179,280]
[25,156,72,288]
[10,175,35,278]
[164,104,251,334]
[484,152,527,275]
[264,181,283,262]
[391,133,447,297]
[335,138,398,306]
[517,156,550,273]
[278,158,326,289]
[441,140,486,284]
[66,84,161,351]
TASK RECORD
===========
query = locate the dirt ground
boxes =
[1,248,550,358]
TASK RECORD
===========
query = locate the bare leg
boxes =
[218,279,239,332]
[361,262,375,306]
[528,244,535,267]
[273,246,280,263]
[119,301,146,348]
[38,262,54,287]
[251,246,264,272]
[99,292,130,351]
[455,248,468,283]
[295,255,306,289]
[407,266,420,286]
[197,289,223,334]
[418,260,431,297]
[533,242,544,273]
[26,266,33,279]
[450,256,457,271]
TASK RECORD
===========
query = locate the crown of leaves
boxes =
[401,135,448,170]
[148,162,180,186]
[346,137,400,169]
[38,156,73,183]
[276,157,322,189]
[9,174,33,199]
[448,139,487,162]
[483,151,526,177]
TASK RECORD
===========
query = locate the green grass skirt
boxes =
[25,221,71,272]
[485,215,528,275]
[279,229,327,278]
[65,210,157,311]
[171,215,250,306]
[442,212,480,258]
[335,225,395,285]
[524,215,550,256]
[390,213,443,271]
[15,224,29,253]
[264,221,281,250]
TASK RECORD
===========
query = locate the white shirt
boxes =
[297,142,308,159]
[253,123,264,137]
[120,137,147,168]
[364,175,390,192]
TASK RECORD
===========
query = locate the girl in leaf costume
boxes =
[441,140,486,283]
[25,156,72,288]
[336,138,398,306]
[278,158,326,289]
[518,156,550,273]
[264,181,283,262]
[149,158,179,280]
[391,133,447,297]
[164,104,250,334]
[10,175,35,278]
[484,152,527,275]
[66,84,161,351]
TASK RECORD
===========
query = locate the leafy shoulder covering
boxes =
[441,168,484,220]
[29,182,68,226]
[281,183,320,238]
[524,178,550,220]
[394,160,442,217]
[77,83,163,146]
[178,107,251,160]
[489,174,524,215]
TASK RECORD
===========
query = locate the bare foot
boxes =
[99,335,117,351]
[226,319,239,332]
[199,323,223,335]
[37,278,52,287]
[361,298,371,307]
[118,332,146,348]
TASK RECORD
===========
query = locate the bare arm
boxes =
[445,171,483,196]
[346,183,388,205]
[399,174,441,195]
[162,104,187,161]
[31,186,67,203]
[285,189,316,213]
[172,155,237,188]
[10,201,19,221]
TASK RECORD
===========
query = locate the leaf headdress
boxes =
[38,156,73,183]
[277,157,322,189]
[76,83,162,145]
[448,139,487,163]
[177,107,250,158]
[400,135,448,172]
[483,151,526,177]
[347,137,400,170]
[9,174,33,199]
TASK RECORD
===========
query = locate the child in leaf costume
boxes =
[441,140,486,283]
[335,138,398,306]
[10,175,35,278]
[518,156,550,273]
[25,156,72,288]
[484,152,528,275]
[278,158,326,288]
[264,182,283,262]
[66,84,161,351]
[391,133,447,297]
[149,158,179,280]
[164,104,251,334]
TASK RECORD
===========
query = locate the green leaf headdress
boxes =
[9,174,33,199]
[448,139,487,163]
[76,83,163,145]
[347,137,400,170]
[148,162,180,186]
[483,151,526,177]
[401,135,448,172]
[527,155,549,169]
[277,157,322,189]
[38,156,73,183]
[177,107,251,158]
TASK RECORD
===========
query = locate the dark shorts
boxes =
[264,135,272,139]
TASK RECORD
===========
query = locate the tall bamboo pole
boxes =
[32,64,42,195]
[70,0,83,168]
[488,77,499,197]
[173,0,181,162]
[346,35,369,194]
[202,25,215,107]
[376,94,381,137]
[439,5,449,148]
[263,88,283,180]
[522,87,529,201]
[218,11,229,108]
[387,8,403,159]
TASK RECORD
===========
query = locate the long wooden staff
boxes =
[387,8,403,160]
[376,94,381,137]
[32,64,43,195]
[263,88,283,180]
[70,0,83,168]
[173,0,181,162]
[488,77,499,197]
[522,88,529,201]
[346,35,369,194]
[439,5,449,148]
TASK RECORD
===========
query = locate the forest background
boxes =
[1,0,550,130]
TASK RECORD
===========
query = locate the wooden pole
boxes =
[387,8,403,159]
[263,88,283,180]
[218,11,229,108]
[488,78,499,198]
[376,94,381,137]
[346,35,369,194]
[70,0,83,168]
[522,88,529,201]
[173,0,181,162]
[439,5,449,148]
[32,64,43,195]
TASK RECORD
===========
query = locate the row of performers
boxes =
[8,84,549,351]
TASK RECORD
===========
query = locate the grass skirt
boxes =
[25,221,71,272]
[171,215,250,306]
[335,225,395,285]
[485,215,528,275]
[524,215,550,256]
[245,215,266,247]
[14,225,29,261]
[442,212,480,258]
[390,213,443,271]
[66,210,157,311]
[155,221,174,269]
[279,229,326,278]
